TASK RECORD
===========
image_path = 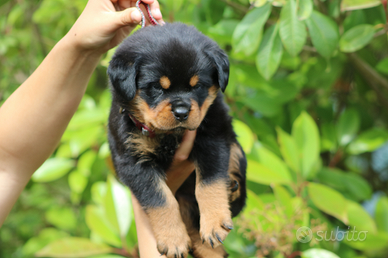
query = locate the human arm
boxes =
[132,130,196,258]
[0,0,163,227]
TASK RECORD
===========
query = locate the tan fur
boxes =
[228,143,244,202]
[129,87,219,132]
[125,132,158,160]
[195,168,233,249]
[190,75,199,87]
[178,196,227,258]
[147,179,191,258]
[160,76,171,89]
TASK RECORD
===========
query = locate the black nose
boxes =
[171,100,190,122]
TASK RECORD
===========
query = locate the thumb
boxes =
[116,7,142,26]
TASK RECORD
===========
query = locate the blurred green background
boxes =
[1,0,388,257]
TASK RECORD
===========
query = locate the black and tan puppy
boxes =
[107,23,246,258]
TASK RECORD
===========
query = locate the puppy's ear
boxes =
[108,57,138,101]
[206,48,229,92]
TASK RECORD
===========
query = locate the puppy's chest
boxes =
[125,132,182,166]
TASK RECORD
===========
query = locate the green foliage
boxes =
[2,0,388,257]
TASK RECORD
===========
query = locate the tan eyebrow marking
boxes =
[190,75,199,87]
[160,76,171,90]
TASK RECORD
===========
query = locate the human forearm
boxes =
[0,37,101,179]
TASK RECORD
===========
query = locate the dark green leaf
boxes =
[343,173,372,201]
[339,24,375,53]
[232,3,272,56]
[256,24,283,80]
[336,108,360,146]
[279,0,307,56]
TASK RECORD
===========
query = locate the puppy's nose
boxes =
[171,101,190,122]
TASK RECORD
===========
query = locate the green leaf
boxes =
[308,182,348,223]
[276,127,300,173]
[32,158,75,182]
[305,11,339,58]
[68,170,88,194]
[347,128,388,155]
[344,232,388,251]
[292,112,320,178]
[297,0,313,20]
[272,185,293,217]
[254,144,293,183]
[45,207,77,231]
[302,248,340,258]
[247,159,293,185]
[376,196,388,233]
[85,205,121,247]
[341,0,381,11]
[256,24,283,80]
[232,3,272,56]
[233,119,255,154]
[106,175,132,238]
[23,228,69,256]
[35,237,112,258]
[339,24,375,53]
[336,108,360,146]
[279,0,307,56]
[376,58,388,75]
[347,200,377,233]
[316,167,346,190]
[343,173,372,201]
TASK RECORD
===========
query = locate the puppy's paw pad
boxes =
[156,236,191,258]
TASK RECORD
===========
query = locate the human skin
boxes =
[0,1,195,257]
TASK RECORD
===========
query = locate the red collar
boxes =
[128,113,156,138]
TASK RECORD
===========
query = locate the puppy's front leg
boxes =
[120,161,191,258]
[194,146,233,249]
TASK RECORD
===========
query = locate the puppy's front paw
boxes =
[156,230,191,258]
[200,211,233,249]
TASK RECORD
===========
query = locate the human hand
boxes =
[65,0,164,54]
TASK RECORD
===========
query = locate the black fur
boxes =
[107,23,246,258]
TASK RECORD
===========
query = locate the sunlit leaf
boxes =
[347,200,377,233]
[341,0,381,11]
[277,127,300,173]
[308,182,348,223]
[302,249,340,258]
[233,119,255,154]
[298,0,313,20]
[376,196,388,233]
[36,237,112,258]
[247,160,293,185]
[292,112,320,179]
[32,158,75,183]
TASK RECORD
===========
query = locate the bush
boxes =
[1,0,388,257]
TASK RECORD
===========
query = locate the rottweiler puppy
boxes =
[107,23,247,258]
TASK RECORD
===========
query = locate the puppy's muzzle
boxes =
[171,99,191,122]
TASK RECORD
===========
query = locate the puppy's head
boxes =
[108,23,229,132]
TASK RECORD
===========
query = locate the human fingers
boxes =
[173,130,196,163]
[115,7,142,26]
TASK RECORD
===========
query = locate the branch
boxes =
[347,53,388,91]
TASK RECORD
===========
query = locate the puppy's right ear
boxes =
[108,57,138,101]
